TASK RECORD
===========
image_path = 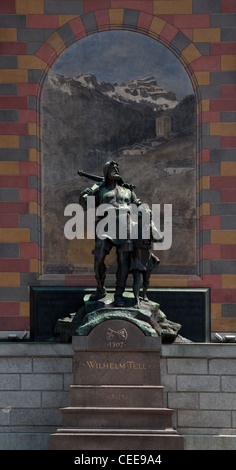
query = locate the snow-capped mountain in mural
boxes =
[48,73,179,111]
[75,74,179,110]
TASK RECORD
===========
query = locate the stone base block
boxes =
[50,429,184,450]
[69,385,164,408]
[50,319,184,450]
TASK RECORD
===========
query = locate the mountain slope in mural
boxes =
[43,73,194,179]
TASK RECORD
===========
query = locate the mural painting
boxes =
[42,30,196,276]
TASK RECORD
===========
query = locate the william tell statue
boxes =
[79,160,163,308]
[54,161,184,343]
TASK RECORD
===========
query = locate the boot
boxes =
[89,280,106,301]
[114,286,125,307]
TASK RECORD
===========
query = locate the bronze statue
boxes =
[79,160,163,307]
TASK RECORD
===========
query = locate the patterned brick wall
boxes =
[0,0,235,335]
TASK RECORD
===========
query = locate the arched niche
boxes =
[36,12,202,280]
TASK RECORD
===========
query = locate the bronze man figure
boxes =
[79,160,142,307]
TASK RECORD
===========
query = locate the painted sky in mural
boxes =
[51,30,193,100]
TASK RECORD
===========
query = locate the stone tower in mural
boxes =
[155,116,171,138]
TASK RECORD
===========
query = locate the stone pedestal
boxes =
[50,318,184,450]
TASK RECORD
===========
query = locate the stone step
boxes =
[61,406,174,429]
[53,427,179,435]
[69,384,164,408]
[50,430,184,450]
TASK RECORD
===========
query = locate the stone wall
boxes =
[161,343,236,450]
[0,0,236,337]
[0,342,236,450]
[0,343,73,450]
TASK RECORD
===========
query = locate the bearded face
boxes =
[107,161,120,181]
